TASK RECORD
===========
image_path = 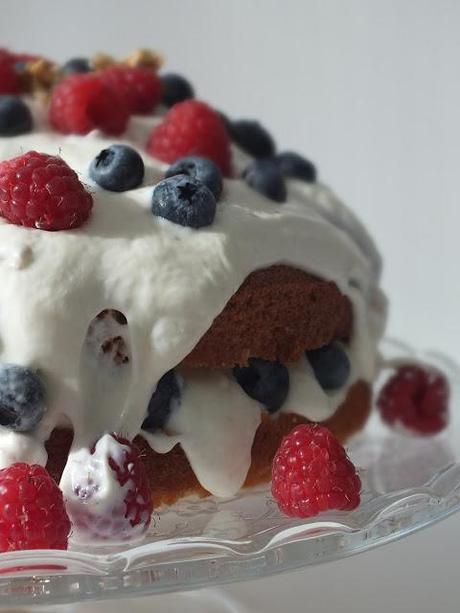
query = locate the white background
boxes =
[1,1,459,611]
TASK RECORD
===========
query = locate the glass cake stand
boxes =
[0,338,459,607]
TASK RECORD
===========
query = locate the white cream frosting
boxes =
[147,370,262,497]
[0,104,387,510]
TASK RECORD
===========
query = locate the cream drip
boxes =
[145,370,262,497]
[0,108,387,508]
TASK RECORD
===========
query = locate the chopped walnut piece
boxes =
[124,48,164,71]
[90,53,116,71]
[20,58,59,95]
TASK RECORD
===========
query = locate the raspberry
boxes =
[63,434,152,542]
[49,73,129,136]
[147,100,232,176]
[0,463,71,552]
[0,61,20,94]
[0,50,47,94]
[0,151,93,231]
[99,65,162,115]
[0,49,43,65]
[271,424,361,518]
[11,52,43,65]
[0,49,11,62]
[377,365,449,435]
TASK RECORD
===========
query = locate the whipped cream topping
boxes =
[0,104,387,508]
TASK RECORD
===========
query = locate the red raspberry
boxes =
[0,151,93,231]
[0,50,47,94]
[377,365,449,435]
[0,60,20,94]
[147,99,232,176]
[0,463,71,552]
[64,434,152,542]
[0,49,11,62]
[49,73,129,136]
[11,52,44,65]
[271,424,361,518]
[99,65,162,115]
[0,48,43,65]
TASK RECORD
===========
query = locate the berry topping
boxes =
[306,342,350,391]
[243,159,287,203]
[10,52,43,64]
[0,49,44,69]
[89,144,145,192]
[0,95,32,136]
[0,151,93,231]
[218,111,232,134]
[233,358,289,413]
[151,174,217,228]
[99,65,162,115]
[165,155,223,200]
[147,100,232,176]
[160,73,194,107]
[377,365,449,435]
[272,424,361,518]
[0,463,71,551]
[49,73,129,136]
[0,60,20,95]
[0,364,45,432]
[230,119,275,158]
[61,57,91,75]
[274,151,317,182]
[63,434,152,542]
[142,370,182,433]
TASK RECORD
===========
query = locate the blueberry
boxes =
[160,73,194,107]
[151,174,216,228]
[89,145,145,192]
[229,120,275,158]
[14,61,27,74]
[274,151,317,182]
[61,57,91,75]
[165,156,223,200]
[0,96,33,136]
[142,370,181,432]
[243,159,286,203]
[0,364,46,432]
[306,343,350,391]
[233,358,289,413]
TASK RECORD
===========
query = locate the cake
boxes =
[0,49,386,542]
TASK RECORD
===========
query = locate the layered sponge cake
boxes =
[0,50,386,521]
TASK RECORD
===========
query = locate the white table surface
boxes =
[0,1,459,610]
